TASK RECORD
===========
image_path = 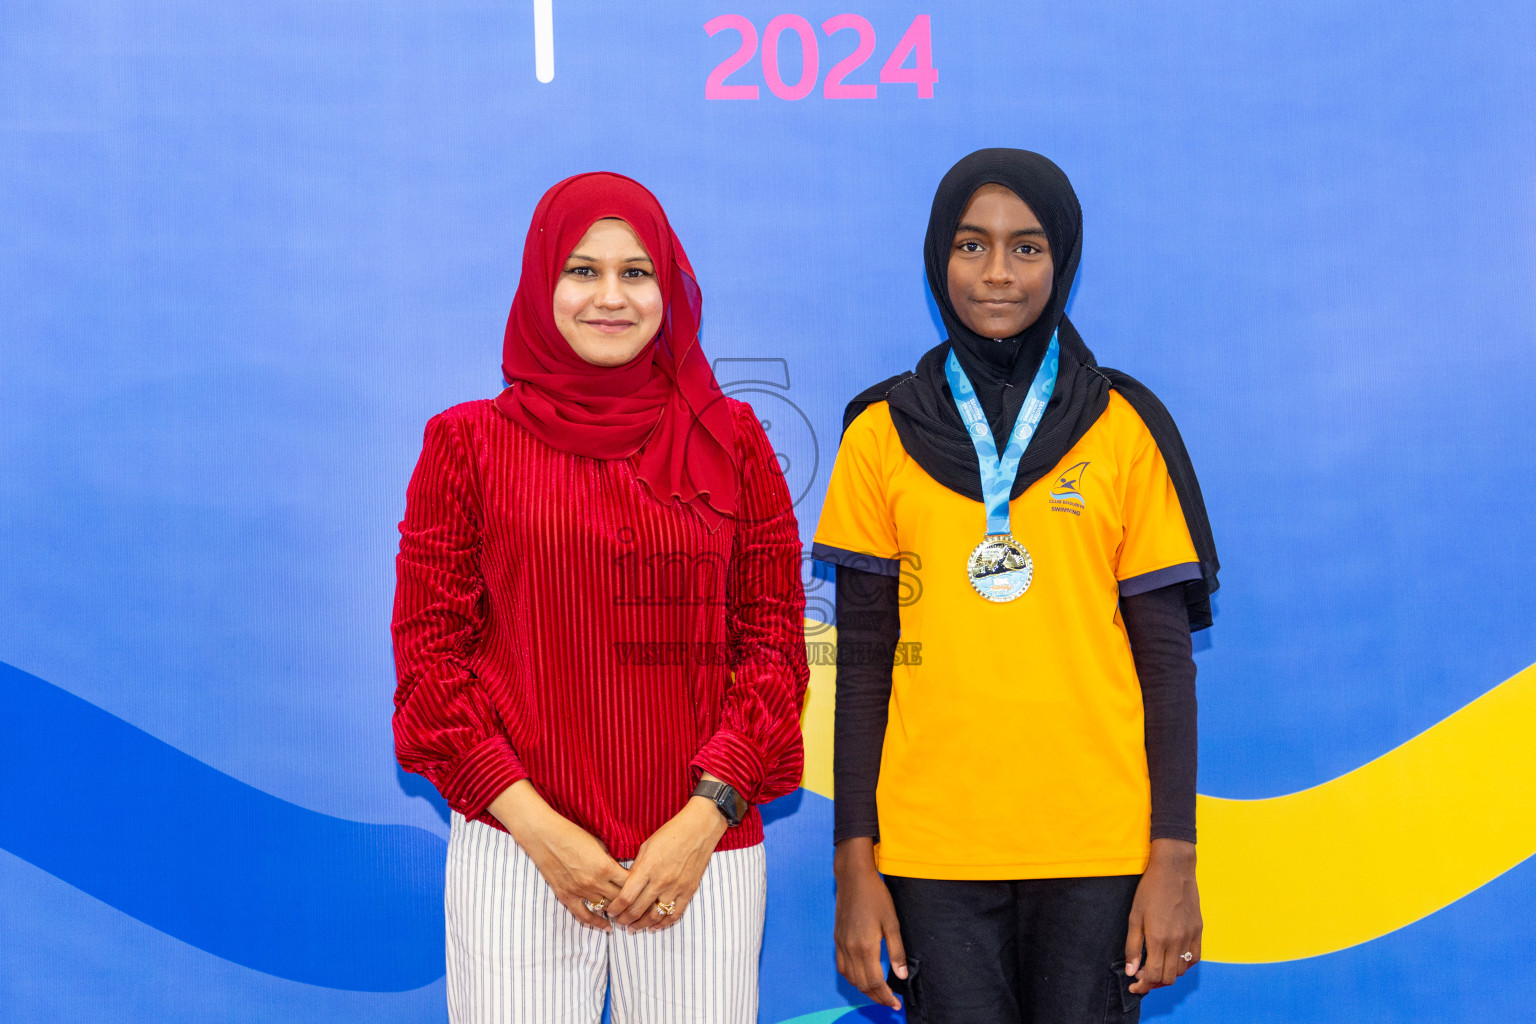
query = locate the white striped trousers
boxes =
[445,813,766,1024]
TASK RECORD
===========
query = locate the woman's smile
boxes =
[582,317,637,333]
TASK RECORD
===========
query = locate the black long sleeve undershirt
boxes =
[831,564,1197,846]
[1121,580,1199,843]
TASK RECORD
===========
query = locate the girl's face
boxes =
[946,184,1055,340]
[552,218,665,366]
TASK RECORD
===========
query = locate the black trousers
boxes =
[883,874,1142,1024]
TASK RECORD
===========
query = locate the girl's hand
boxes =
[833,837,907,1011]
[489,781,629,931]
[606,796,729,931]
[1125,838,1203,995]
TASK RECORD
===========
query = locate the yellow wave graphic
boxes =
[797,623,1536,964]
[1199,660,1536,962]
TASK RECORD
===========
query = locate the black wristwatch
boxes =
[693,779,747,827]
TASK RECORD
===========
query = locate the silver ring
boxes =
[1180,951,1194,963]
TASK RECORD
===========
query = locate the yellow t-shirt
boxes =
[813,390,1200,880]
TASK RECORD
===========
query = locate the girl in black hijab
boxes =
[815,149,1219,1023]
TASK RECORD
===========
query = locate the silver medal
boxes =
[966,535,1034,603]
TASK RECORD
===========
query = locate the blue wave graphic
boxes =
[1048,490,1086,504]
[0,661,446,991]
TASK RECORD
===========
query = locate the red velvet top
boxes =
[391,398,808,857]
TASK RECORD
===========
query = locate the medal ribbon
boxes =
[944,333,1060,536]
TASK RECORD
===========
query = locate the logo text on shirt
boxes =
[1048,461,1090,516]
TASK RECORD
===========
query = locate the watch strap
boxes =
[693,779,746,827]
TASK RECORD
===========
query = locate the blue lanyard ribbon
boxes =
[944,333,1060,536]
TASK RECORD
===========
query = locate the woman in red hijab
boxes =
[392,172,808,1023]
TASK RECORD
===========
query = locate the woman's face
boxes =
[553,218,665,366]
[946,184,1055,340]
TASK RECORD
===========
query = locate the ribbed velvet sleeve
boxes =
[690,414,810,806]
[391,413,528,821]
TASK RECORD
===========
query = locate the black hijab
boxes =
[845,149,1221,628]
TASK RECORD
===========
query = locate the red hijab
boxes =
[494,173,737,528]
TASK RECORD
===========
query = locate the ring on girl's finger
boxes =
[1180,951,1194,963]
[654,899,677,916]
[584,897,609,913]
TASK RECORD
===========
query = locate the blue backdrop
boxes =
[3,1,1534,1021]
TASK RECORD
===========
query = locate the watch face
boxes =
[713,785,744,825]
[699,780,745,825]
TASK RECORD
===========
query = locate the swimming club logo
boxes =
[1049,461,1090,514]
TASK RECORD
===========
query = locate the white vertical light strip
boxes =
[533,0,554,83]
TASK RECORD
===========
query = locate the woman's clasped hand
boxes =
[604,792,730,931]
[490,777,733,933]
[489,780,629,932]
